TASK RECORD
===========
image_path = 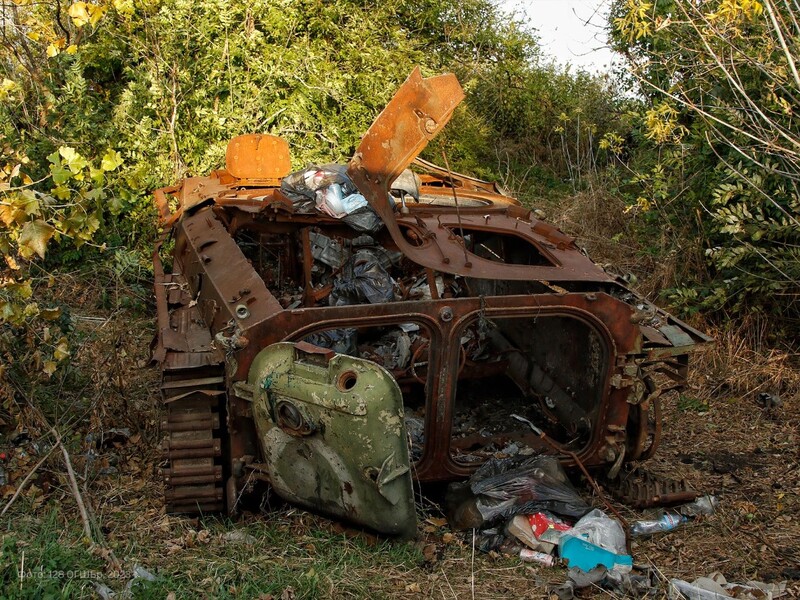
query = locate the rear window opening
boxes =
[450,315,607,464]
[452,228,555,266]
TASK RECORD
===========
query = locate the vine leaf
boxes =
[18,220,55,259]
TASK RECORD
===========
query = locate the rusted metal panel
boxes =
[248,342,417,537]
[226,134,291,182]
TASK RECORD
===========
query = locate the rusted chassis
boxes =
[152,69,709,520]
[154,200,704,513]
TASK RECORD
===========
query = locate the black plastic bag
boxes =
[446,455,590,530]
[331,250,395,305]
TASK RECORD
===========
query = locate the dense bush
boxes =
[609,0,800,337]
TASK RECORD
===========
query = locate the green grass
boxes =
[0,509,104,599]
[1,504,427,599]
[123,517,424,599]
[676,394,709,413]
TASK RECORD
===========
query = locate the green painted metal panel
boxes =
[248,342,416,537]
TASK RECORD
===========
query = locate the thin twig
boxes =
[470,528,476,600]
[56,430,92,541]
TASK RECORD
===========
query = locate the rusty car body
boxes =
[152,69,710,537]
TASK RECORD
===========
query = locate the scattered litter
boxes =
[315,183,368,219]
[404,412,424,462]
[520,548,557,566]
[670,572,787,600]
[303,328,358,355]
[529,511,572,543]
[281,164,355,208]
[679,495,718,517]
[445,455,590,530]
[475,527,507,553]
[309,231,348,269]
[756,392,783,409]
[131,565,157,582]
[10,431,30,446]
[122,565,157,598]
[631,512,688,536]
[560,509,632,579]
[507,514,555,553]
[86,428,131,449]
[93,582,115,599]
[359,329,411,370]
[330,250,395,306]
[280,164,383,233]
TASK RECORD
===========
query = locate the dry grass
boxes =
[1,243,799,598]
[542,184,708,301]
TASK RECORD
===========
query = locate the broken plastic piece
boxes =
[560,536,633,573]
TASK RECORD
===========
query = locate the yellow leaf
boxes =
[68,2,90,27]
[40,307,61,320]
[113,0,135,15]
[1,280,33,299]
[101,149,123,171]
[17,219,55,259]
[4,255,19,270]
[46,44,59,58]
[58,146,88,174]
[54,337,70,361]
[0,78,18,100]
[0,205,25,227]
[88,3,107,26]
[26,31,40,42]
[43,361,57,376]
[66,44,78,55]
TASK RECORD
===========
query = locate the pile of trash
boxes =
[280,163,420,234]
[443,455,753,599]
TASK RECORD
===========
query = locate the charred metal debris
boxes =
[152,68,711,536]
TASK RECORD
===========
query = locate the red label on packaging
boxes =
[528,513,571,538]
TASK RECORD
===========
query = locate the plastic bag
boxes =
[560,509,632,575]
[359,329,412,370]
[331,250,395,305]
[568,508,627,554]
[315,184,369,218]
[404,411,424,463]
[281,164,356,203]
[445,455,590,530]
[341,205,383,233]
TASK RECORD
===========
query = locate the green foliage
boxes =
[677,394,709,413]
[609,0,800,330]
[0,0,624,392]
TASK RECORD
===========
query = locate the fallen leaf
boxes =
[280,587,296,600]
[422,543,437,562]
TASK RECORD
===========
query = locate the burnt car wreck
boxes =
[152,68,710,537]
